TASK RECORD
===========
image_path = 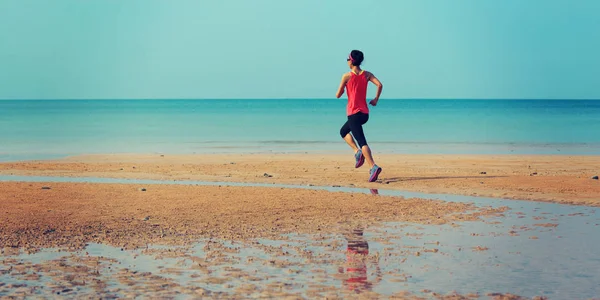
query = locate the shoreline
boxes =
[1,153,598,207]
[3,141,600,163]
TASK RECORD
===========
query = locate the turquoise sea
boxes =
[0,99,599,161]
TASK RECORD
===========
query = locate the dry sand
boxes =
[0,181,506,253]
[1,153,598,206]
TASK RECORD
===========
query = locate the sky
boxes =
[1,0,599,100]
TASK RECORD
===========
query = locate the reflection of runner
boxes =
[340,228,381,293]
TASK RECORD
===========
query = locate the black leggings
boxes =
[340,112,369,148]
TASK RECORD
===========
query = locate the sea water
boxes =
[1,99,598,161]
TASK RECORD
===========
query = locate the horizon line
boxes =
[1,98,600,101]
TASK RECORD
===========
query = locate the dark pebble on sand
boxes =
[530,172,538,176]
[263,173,272,178]
[41,186,51,190]
[480,171,486,174]
[593,176,599,180]
[139,188,147,192]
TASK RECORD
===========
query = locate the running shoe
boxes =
[369,164,382,182]
[354,150,365,168]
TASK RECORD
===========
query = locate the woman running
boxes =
[336,50,383,182]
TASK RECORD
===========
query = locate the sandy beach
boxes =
[1,153,598,206]
[0,181,505,253]
[1,153,598,299]
[0,177,510,298]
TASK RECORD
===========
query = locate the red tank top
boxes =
[346,71,369,116]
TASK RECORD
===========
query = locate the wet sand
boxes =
[1,181,575,299]
[1,153,595,299]
[0,179,510,297]
[1,153,598,206]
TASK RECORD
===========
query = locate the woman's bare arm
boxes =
[367,72,383,105]
[336,73,351,98]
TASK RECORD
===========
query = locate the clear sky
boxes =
[1,0,599,100]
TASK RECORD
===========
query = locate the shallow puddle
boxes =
[1,175,599,298]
